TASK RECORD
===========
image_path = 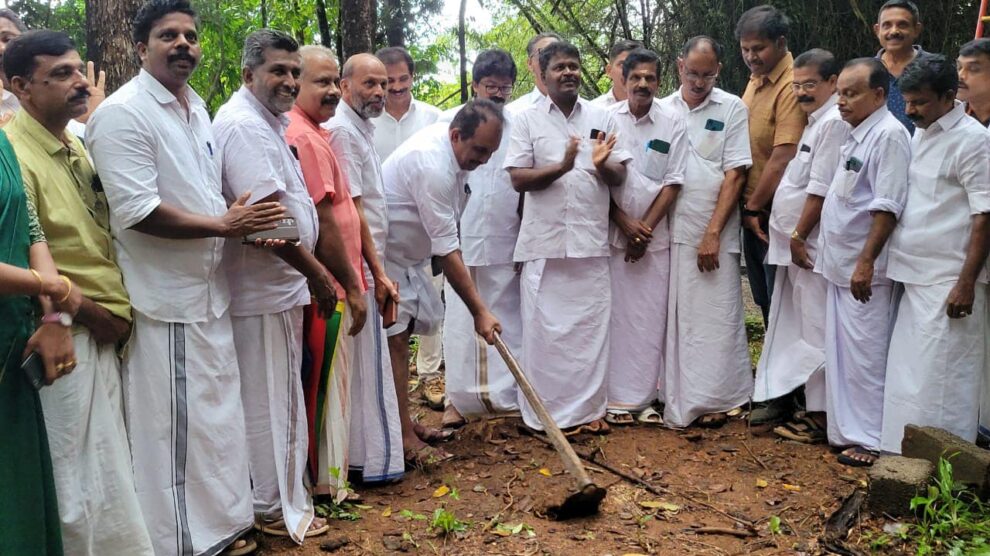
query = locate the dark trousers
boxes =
[742,226,776,325]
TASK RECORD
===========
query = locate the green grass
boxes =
[909,456,990,555]
[430,508,469,537]
[744,312,765,369]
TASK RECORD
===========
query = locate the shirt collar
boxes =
[851,105,891,143]
[928,101,967,133]
[339,100,376,135]
[808,94,839,125]
[675,86,723,112]
[235,86,289,134]
[750,51,793,86]
[542,94,585,117]
[875,45,924,61]
[137,68,206,109]
[289,104,329,138]
[10,109,72,156]
[616,98,657,123]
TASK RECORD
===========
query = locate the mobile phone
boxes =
[243,217,300,245]
[382,296,398,329]
[589,128,604,140]
[21,352,45,390]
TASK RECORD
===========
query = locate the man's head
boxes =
[539,41,581,104]
[341,53,387,119]
[449,98,504,171]
[6,30,90,124]
[621,48,659,111]
[735,5,790,77]
[899,54,957,129]
[132,0,199,91]
[241,29,300,116]
[0,10,26,87]
[836,58,889,127]
[471,49,516,104]
[874,0,922,56]
[375,46,414,108]
[604,39,642,91]
[957,39,990,106]
[525,32,561,93]
[792,48,840,114]
[677,36,722,106]
[296,45,340,124]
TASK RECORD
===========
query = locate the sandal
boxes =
[255,516,330,538]
[404,445,454,469]
[605,409,635,426]
[221,536,257,556]
[562,419,611,437]
[837,446,879,467]
[441,405,467,429]
[636,406,664,426]
[773,420,826,444]
[696,412,727,429]
[413,422,454,444]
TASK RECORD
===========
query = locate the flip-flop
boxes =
[413,422,454,444]
[773,421,825,444]
[221,536,257,556]
[696,412,727,429]
[636,406,664,426]
[563,419,611,437]
[605,409,635,426]
[255,517,330,538]
[404,445,454,470]
[837,446,879,467]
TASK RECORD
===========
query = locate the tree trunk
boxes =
[383,0,405,46]
[85,0,142,94]
[458,0,467,102]
[261,0,268,28]
[315,0,334,48]
[340,0,377,57]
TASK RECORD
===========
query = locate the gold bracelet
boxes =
[58,276,72,303]
[29,269,44,295]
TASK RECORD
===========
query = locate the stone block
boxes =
[901,425,990,498]
[867,456,933,517]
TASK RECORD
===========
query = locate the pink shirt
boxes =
[286,105,366,296]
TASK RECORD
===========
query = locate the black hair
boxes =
[734,5,791,41]
[538,41,580,75]
[4,30,75,83]
[621,48,659,79]
[960,38,990,60]
[375,46,414,74]
[608,39,643,62]
[844,57,891,97]
[680,35,723,63]
[450,98,504,140]
[472,49,516,84]
[794,48,841,81]
[132,0,196,45]
[242,29,298,70]
[526,32,561,57]
[0,9,27,32]
[899,53,957,97]
[878,0,921,24]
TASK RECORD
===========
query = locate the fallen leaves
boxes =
[756,478,769,488]
[538,468,552,477]
[432,485,450,498]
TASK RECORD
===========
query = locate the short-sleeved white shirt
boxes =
[373,98,441,161]
[590,89,618,108]
[88,69,229,323]
[438,103,520,266]
[607,99,688,251]
[503,96,632,261]
[658,87,752,252]
[767,96,850,265]
[816,106,911,286]
[382,123,468,268]
[505,87,543,116]
[212,86,319,317]
[887,102,990,285]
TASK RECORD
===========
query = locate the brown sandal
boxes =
[563,419,611,437]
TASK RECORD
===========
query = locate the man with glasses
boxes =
[754,49,849,444]
[659,36,753,429]
[506,32,560,115]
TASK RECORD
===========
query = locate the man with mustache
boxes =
[506,32,560,115]
[754,49,849,444]
[735,4,806,424]
[591,40,642,108]
[3,29,154,555]
[957,38,990,128]
[383,100,504,465]
[880,55,990,453]
[324,53,405,484]
[604,48,686,427]
[816,58,909,467]
[437,50,523,427]
[874,0,927,132]
[213,29,367,543]
[659,36,753,429]
[504,41,630,436]
[87,1,287,553]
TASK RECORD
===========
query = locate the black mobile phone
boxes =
[243,217,300,245]
[21,352,45,390]
[589,128,604,140]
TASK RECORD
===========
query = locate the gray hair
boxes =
[241,28,298,70]
[299,44,335,69]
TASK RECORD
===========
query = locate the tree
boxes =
[85,0,142,94]
[341,0,377,57]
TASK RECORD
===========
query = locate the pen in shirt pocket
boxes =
[207,141,214,156]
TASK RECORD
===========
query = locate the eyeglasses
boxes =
[482,84,514,95]
[683,72,718,83]
[791,80,821,92]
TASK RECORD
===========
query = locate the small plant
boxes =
[315,467,362,521]
[399,509,428,521]
[768,515,782,535]
[908,456,990,555]
[430,507,469,537]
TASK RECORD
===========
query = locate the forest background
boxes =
[12,0,981,114]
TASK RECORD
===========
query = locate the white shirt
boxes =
[658,87,752,252]
[767,96,850,265]
[590,88,618,108]
[887,102,990,285]
[503,95,631,261]
[438,103,520,266]
[817,106,911,286]
[383,123,468,268]
[88,69,229,323]
[505,87,544,116]
[373,98,441,161]
[212,87,319,317]
[1,89,18,118]
[607,99,688,251]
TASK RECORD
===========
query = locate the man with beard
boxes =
[4,29,154,555]
[591,40,642,108]
[874,0,927,132]
[604,48,686,427]
[437,50,522,428]
[816,58,909,467]
[213,29,367,543]
[504,41,630,435]
[383,100,504,466]
[754,49,849,444]
[659,36,753,429]
[87,1,286,553]
[880,55,990,452]
[324,53,405,484]
[506,32,560,115]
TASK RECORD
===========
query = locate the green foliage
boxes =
[768,515,782,535]
[399,509,428,521]
[909,456,990,555]
[430,507,469,536]
[745,312,765,368]
[10,0,86,56]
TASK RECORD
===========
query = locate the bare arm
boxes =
[508,136,580,193]
[946,213,990,318]
[353,196,399,312]
[641,185,681,230]
[849,211,897,303]
[439,250,500,344]
[130,192,285,239]
[745,144,798,212]
[789,193,825,270]
[697,167,747,272]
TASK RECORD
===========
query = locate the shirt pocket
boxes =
[641,148,670,182]
[693,129,724,161]
[833,168,859,199]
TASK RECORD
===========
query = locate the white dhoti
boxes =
[124,310,253,556]
[348,288,405,483]
[384,260,443,337]
[881,282,986,453]
[231,308,313,544]
[40,328,154,556]
[607,247,670,411]
[444,263,522,416]
[663,244,752,428]
[824,282,895,451]
[416,272,445,382]
[518,257,609,431]
[754,264,828,411]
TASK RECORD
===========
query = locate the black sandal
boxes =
[836,446,879,467]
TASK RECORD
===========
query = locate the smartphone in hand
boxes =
[382,295,398,329]
[21,352,44,390]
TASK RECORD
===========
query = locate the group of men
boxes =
[5,0,990,554]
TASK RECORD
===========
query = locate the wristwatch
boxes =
[41,312,73,327]
[791,229,807,243]
[742,207,763,217]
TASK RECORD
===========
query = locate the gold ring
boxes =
[633,238,642,244]
[55,363,66,371]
